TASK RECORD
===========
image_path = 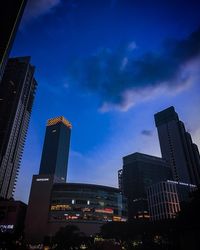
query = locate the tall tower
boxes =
[25,117,72,243]
[0,0,27,81]
[0,57,37,198]
[154,106,200,185]
[39,116,72,182]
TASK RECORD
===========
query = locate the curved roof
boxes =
[52,182,120,193]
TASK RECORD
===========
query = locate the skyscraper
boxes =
[0,0,27,81]
[39,116,72,182]
[0,57,37,199]
[25,117,72,243]
[155,106,200,185]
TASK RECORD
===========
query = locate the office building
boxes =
[147,181,180,221]
[39,116,72,182]
[0,57,37,199]
[25,178,127,243]
[147,180,196,221]
[0,0,27,81]
[120,152,172,220]
[155,106,200,185]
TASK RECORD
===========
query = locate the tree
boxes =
[52,225,85,250]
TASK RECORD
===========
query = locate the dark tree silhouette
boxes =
[52,224,85,250]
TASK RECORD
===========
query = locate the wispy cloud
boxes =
[22,0,61,22]
[141,130,153,136]
[68,27,200,112]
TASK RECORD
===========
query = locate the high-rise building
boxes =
[0,0,27,81]
[120,152,172,220]
[154,106,200,185]
[39,116,72,182]
[0,57,37,199]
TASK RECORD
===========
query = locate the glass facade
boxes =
[49,183,127,222]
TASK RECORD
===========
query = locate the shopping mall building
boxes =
[25,175,127,244]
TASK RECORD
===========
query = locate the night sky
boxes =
[11,0,200,203]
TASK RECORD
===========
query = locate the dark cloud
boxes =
[68,27,200,111]
[141,130,153,136]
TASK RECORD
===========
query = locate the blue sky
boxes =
[12,0,200,203]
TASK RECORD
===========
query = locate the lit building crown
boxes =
[47,116,72,128]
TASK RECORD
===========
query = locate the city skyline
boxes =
[11,0,200,203]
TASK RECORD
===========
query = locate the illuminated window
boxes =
[51,204,72,211]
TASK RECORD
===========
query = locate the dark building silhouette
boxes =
[0,199,27,236]
[0,57,37,199]
[155,106,200,185]
[120,152,172,220]
[39,116,72,182]
[0,0,27,81]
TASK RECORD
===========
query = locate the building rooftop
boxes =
[123,152,166,165]
[52,182,120,193]
[154,106,179,127]
[47,116,72,128]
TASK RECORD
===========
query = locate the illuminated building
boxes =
[0,0,27,81]
[25,117,127,244]
[39,116,72,182]
[0,57,37,199]
[147,180,196,221]
[50,183,127,223]
[120,152,172,220]
[147,181,180,221]
[25,179,127,244]
[155,106,200,185]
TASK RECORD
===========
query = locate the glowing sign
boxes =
[95,208,113,214]
[167,180,196,187]
[0,224,14,232]
[36,178,49,182]
[113,216,121,221]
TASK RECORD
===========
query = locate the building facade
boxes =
[25,180,127,243]
[154,106,200,185]
[0,0,27,81]
[39,116,72,182]
[147,180,196,221]
[147,181,180,221]
[50,183,127,223]
[0,57,37,199]
[120,152,172,220]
